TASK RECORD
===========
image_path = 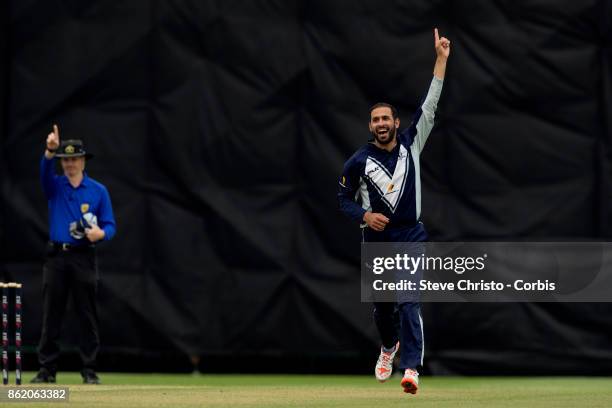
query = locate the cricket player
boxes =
[337,28,450,394]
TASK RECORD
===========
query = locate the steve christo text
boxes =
[372,279,556,292]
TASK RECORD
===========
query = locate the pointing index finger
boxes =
[434,27,440,43]
[53,124,60,140]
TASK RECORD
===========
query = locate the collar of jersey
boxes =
[60,173,90,189]
[368,139,400,154]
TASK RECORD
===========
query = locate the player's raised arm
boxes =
[411,29,451,153]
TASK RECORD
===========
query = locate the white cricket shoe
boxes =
[374,342,399,382]
[400,368,419,394]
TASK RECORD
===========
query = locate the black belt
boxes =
[49,241,95,253]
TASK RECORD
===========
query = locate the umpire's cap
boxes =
[55,139,93,159]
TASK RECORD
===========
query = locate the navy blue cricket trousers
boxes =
[363,222,426,370]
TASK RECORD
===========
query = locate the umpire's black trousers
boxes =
[38,243,99,373]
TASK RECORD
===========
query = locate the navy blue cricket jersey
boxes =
[40,156,116,245]
[338,77,443,231]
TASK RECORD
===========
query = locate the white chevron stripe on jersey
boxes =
[363,145,410,213]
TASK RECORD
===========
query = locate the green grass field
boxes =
[3,373,612,407]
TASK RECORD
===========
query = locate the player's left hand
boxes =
[85,224,105,242]
[434,28,450,59]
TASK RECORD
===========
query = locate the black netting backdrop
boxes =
[1,0,611,374]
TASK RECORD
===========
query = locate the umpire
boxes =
[31,124,116,384]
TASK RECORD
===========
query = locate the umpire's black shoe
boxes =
[81,369,101,384]
[30,368,56,383]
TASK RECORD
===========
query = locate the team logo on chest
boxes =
[364,145,410,213]
[81,203,90,213]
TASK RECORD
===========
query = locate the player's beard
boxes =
[372,125,397,145]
